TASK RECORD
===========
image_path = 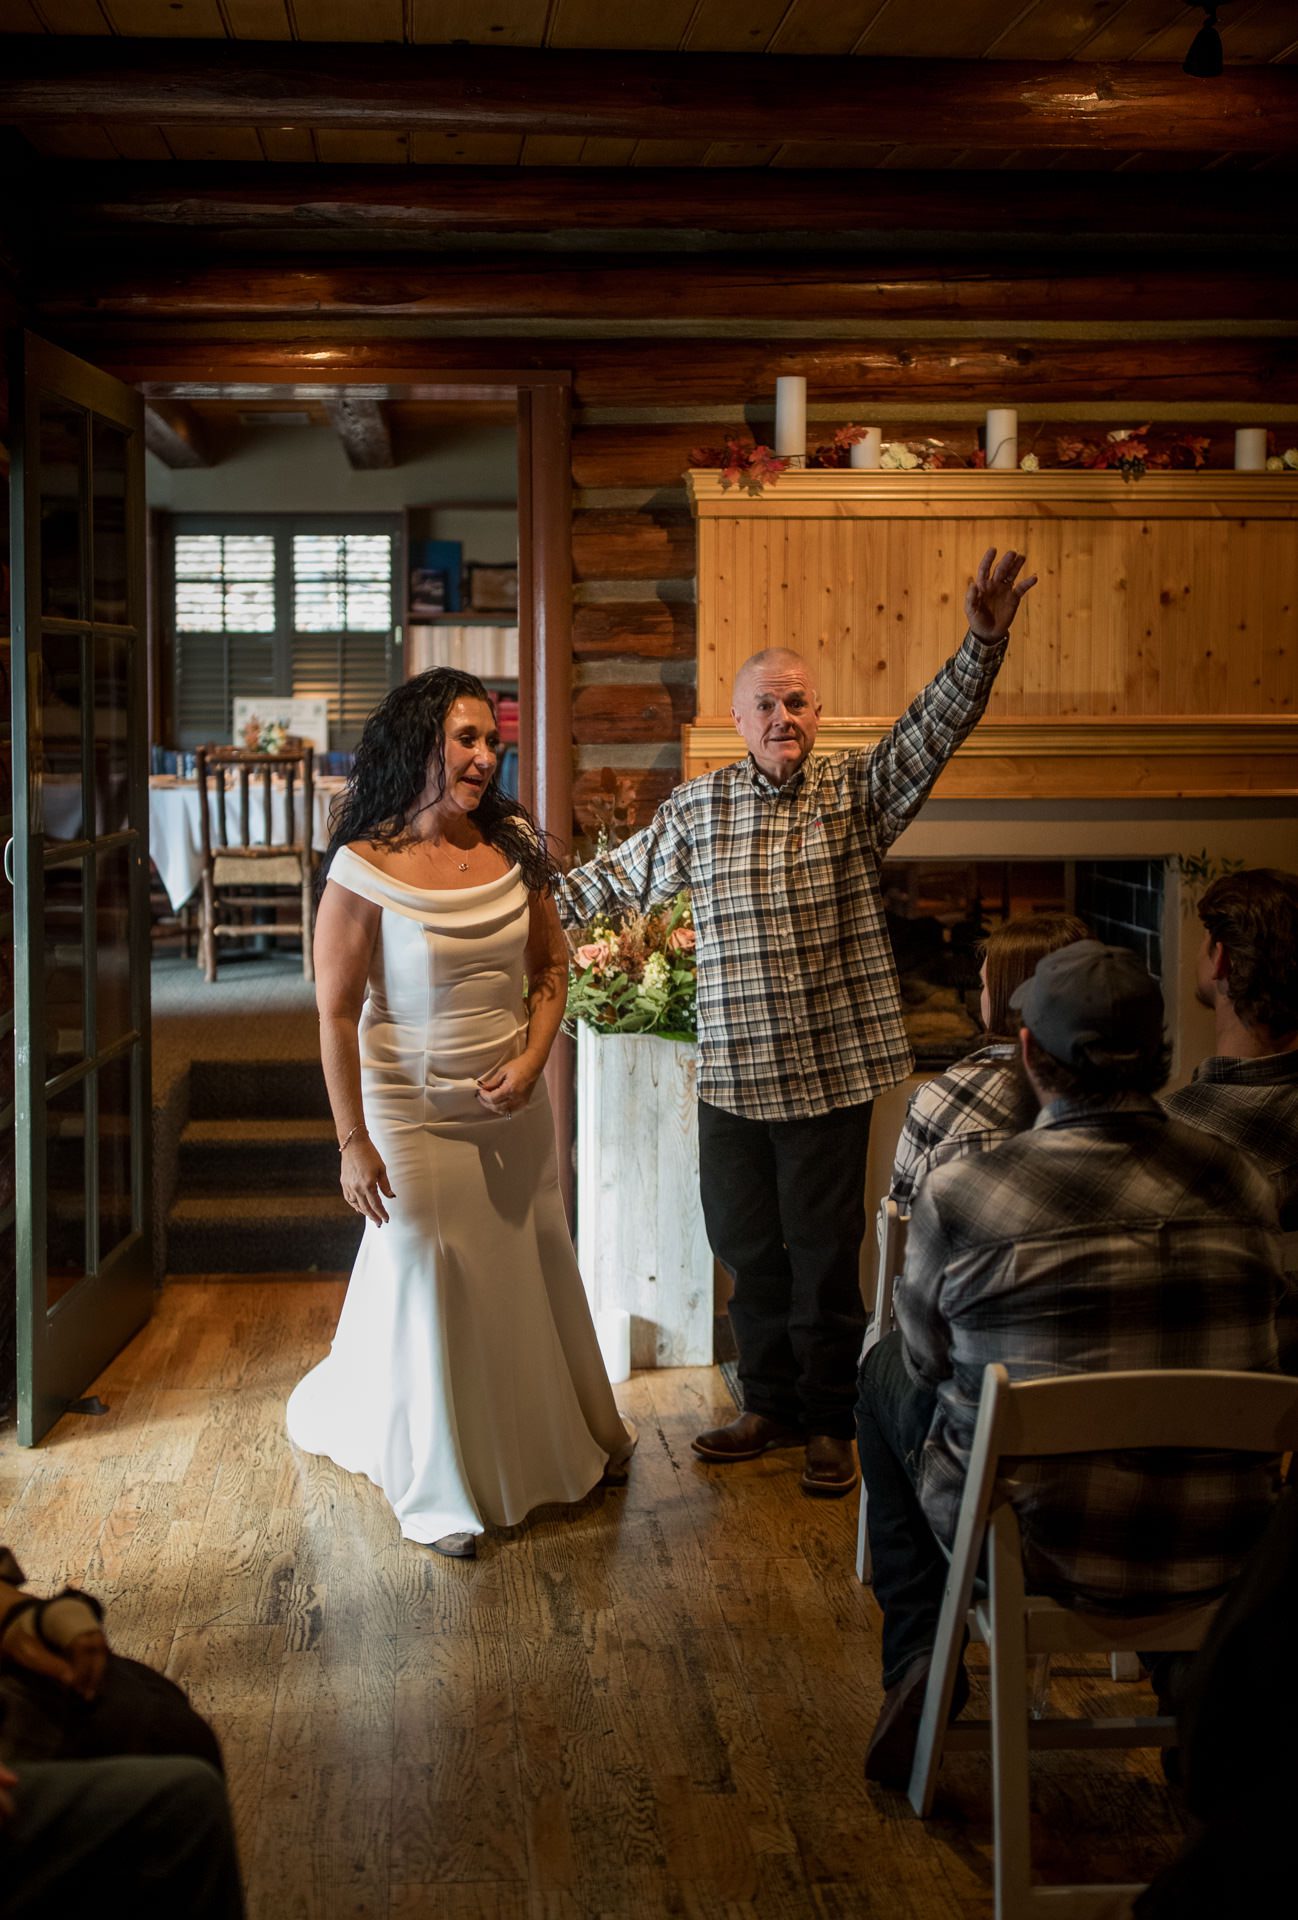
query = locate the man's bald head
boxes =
[732,648,818,706]
[730,649,822,786]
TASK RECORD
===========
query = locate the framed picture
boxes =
[232,697,330,752]
[468,563,518,613]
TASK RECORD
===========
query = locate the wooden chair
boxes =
[906,1362,1298,1920]
[196,746,316,984]
[855,1196,907,1584]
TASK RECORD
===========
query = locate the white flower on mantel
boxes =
[1284,448,1298,470]
[881,442,921,470]
[1019,452,1040,471]
[1267,456,1285,472]
[1106,428,1135,443]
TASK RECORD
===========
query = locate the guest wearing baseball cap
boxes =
[856,940,1293,1792]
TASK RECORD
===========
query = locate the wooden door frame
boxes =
[135,362,578,1212]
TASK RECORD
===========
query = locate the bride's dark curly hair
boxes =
[319,667,558,895]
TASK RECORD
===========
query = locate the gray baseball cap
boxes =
[1009,938,1165,1068]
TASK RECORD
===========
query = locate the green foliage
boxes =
[565,891,697,1043]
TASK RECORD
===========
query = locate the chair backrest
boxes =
[943,1364,1298,1629]
[196,746,315,861]
[983,1365,1298,1462]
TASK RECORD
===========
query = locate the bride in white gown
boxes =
[286,668,633,1557]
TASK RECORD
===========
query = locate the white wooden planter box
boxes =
[575,1027,713,1368]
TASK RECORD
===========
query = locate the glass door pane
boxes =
[11,332,152,1446]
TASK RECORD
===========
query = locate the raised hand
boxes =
[965,547,1038,641]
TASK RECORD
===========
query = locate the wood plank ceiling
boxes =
[1,0,1295,172]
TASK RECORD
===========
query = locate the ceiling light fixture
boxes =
[1183,3,1231,79]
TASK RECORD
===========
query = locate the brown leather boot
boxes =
[800,1433,859,1497]
[691,1410,801,1461]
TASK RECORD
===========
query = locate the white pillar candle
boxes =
[849,426,883,469]
[1234,427,1268,471]
[985,408,1018,470]
[774,376,807,463]
[595,1306,632,1385]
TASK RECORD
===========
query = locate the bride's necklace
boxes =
[424,834,472,874]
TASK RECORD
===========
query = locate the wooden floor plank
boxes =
[0,1281,1190,1918]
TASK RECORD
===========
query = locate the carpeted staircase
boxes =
[164,1059,364,1275]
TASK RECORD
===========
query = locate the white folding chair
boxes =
[907,1362,1298,1920]
[855,1197,907,1584]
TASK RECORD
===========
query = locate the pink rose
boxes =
[667,927,696,952]
[574,940,614,971]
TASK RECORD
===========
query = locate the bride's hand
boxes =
[341,1135,394,1226]
[476,1054,542,1119]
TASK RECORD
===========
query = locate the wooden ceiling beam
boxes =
[35,254,1296,326]
[143,398,209,468]
[35,165,1297,249]
[2,40,1295,152]
[322,392,393,469]
[55,337,1298,410]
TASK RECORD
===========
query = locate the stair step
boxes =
[178,1117,341,1191]
[187,1059,331,1121]
[165,1192,363,1276]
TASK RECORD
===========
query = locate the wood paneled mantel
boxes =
[683,470,1298,800]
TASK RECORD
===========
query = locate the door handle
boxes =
[2,839,12,886]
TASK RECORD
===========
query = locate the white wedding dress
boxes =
[286,845,628,1543]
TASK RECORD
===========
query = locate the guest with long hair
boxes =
[888,910,1089,1214]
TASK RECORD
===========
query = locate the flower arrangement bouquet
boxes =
[240,714,290,754]
[565,892,698,1043]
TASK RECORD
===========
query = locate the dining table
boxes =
[40,774,345,912]
[147,775,344,911]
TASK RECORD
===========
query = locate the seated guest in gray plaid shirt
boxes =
[1165,867,1298,1233]
[558,550,1037,1498]
[857,940,1292,1791]
[888,910,1088,1215]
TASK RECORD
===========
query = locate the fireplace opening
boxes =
[882,857,1167,1070]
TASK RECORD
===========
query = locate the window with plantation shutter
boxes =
[173,532,277,745]
[290,533,395,744]
[171,517,398,750]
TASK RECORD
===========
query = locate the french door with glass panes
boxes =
[9,333,152,1446]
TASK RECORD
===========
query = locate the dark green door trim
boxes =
[10,330,153,1447]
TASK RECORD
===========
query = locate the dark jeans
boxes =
[1,1756,245,1920]
[699,1096,871,1439]
[855,1330,947,1689]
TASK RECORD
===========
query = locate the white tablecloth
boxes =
[41,778,342,910]
[148,779,341,911]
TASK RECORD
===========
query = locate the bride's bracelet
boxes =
[338,1123,368,1155]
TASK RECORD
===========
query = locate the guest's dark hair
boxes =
[979,911,1090,1041]
[1022,1029,1172,1102]
[1198,868,1298,1043]
[319,668,557,895]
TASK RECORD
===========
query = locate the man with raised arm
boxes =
[557,549,1036,1497]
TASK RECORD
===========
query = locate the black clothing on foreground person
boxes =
[1134,1486,1298,1919]
[0,1547,243,1917]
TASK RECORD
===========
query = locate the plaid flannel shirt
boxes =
[556,633,1008,1121]
[1164,1052,1298,1232]
[888,1042,1027,1214]
[896,1093,1293,1612]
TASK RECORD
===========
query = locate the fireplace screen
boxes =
[882,858,1165,1070]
